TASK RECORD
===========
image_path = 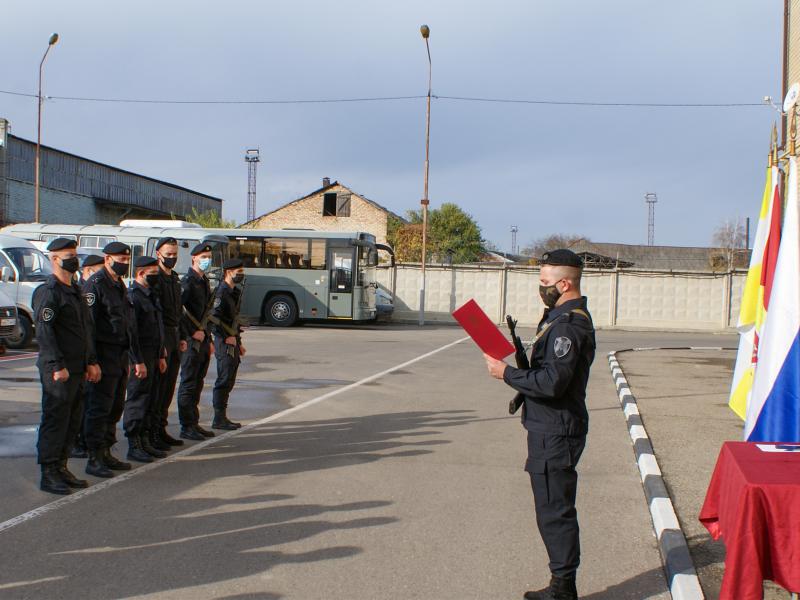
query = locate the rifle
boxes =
[183,291,217,353]
[209,286,243,358]
[506,315,529,415]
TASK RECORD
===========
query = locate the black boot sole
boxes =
[40,483,72,495]
[212,422,239,430]
[127,453,154,463]
[85,466,114,478]
[180,430,205,441]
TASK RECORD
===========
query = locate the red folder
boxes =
[452,299,515,360]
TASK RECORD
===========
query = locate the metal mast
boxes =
[645,192,658,246]
[245,148,260,222]
[510,225,518,255]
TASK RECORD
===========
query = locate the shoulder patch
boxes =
[213,297,222,308]
[42,307,55,322]
[554,336,572,358]
[84,292,96,307]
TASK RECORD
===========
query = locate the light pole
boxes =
[419,24,431,326]
[35,32,59,223]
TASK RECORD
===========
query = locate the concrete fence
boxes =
[376,264,746,331]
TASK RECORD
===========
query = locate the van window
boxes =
[4,247,52,282]
[79,236,116,249]
[0,252,16,282]
[40,234,77,242]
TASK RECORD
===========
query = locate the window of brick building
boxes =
[323,193,337,216]
[322,193,351,217]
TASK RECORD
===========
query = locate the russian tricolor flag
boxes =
[745,156,800,442]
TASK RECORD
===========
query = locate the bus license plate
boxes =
[1,318,15,326]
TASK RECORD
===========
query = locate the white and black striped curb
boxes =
[607,348,724,600]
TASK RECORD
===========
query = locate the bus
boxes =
[213,229,393,326]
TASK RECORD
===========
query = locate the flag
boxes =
[728,165,781,419]
[745,156,800,442]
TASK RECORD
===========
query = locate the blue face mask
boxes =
[197,257,212,272]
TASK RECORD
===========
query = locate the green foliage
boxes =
[185,207,238,229]
[398,203,485,263]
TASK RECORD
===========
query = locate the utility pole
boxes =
[645,192,658,246]
[510,225,518,255]
[418,24,432,326]
[245,148,260,222]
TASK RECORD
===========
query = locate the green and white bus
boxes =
[214,229,392,326]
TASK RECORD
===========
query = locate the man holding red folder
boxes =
[484,249,595,600]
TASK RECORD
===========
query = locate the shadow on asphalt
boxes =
[2,410,477,599]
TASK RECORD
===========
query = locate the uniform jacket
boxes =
[33,275,97,374]
[156,269,182,331]
[128,281,165,362]
[82,267,141,361]
[210,281,242,343]
[180,268,212,341]
[503,296,596,437]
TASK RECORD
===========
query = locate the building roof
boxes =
[560,241,750,271]
[241,180,407,226]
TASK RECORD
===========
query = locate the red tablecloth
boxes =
[699,441,800,599]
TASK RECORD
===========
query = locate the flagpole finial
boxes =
[790,109,797,157]
[772,123,779,165]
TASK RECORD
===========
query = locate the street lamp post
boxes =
[35,32,59,223]
[419,24,432,326]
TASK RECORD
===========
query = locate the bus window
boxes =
[230,238,262,267]
[80,235,116,249]
[309,239,326,269]
[40,233,77,242]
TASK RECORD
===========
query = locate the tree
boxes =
[522,234,590,258]
[401,202,485,263]
[710,218,749,270]
[185,207,237,228]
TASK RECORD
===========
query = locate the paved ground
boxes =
[619,348,785,600]
[0,325,737,599]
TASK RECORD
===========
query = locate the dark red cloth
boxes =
[699,441,800,599]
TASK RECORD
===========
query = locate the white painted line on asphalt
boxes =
[629,425,648,442]
[0,335,470,535]
[0,575,68,590]
[623,403,640,419]
[637,453,661,479]
[670,572,705,600]
[650,497,680,537]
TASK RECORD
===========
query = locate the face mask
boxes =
[160,256,177,270]
[232,273,245,285]
[539,283,562,309]
[111,260,129,277]
[197,257,212,272]
[145,274,160,288]
[60,257,80,273]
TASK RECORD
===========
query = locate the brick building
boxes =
[0,118,222,226]
[241,178,405,245]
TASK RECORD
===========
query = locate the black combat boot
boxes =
[70,439,88,459]
[524,576,578,600]
[194,424,215,438]
[140,432,167,458]
[161,427,184,446]
[58,459,89,488]
[212,408,241,430]
[127,435,154,463]
[102,447,132,471]
[40,463,71,495]
[149,428,172,452]
[85,450,114,478]
[180,426,205,441]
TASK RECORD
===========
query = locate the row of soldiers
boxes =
[34,236,247,495]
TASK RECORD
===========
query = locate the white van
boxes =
[0,234,51,348]
[0,288,18,343]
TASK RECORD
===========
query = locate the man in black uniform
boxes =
[34,238,100,494]
[123,257,168,463]
[177,243,216,441]
[83,242,145,478]
[210,258,247,430]
[152,237,185,447]
[484,249,595,600]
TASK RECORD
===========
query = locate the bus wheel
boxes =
[5,313,33,349]
[264,295,297,327]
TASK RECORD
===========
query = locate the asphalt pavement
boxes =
[0,325,737,599]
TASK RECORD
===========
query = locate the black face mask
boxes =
[160,256,177,270]
[110,260,129,277]
[60,257,80,273]
[539,283,562,309]
[232,273,245,285]
[145,274,160,288]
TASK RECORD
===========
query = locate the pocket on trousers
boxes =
[525,457,547,474]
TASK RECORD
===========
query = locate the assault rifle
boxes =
[506,315,529,415]
[209,287,244,358]
[183,292,217,353]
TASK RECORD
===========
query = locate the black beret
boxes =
[191,243,213,256]
[222,258,244,270]
[155,237,178,250]
[134,256,158,270]
[81,255,105,268]
[46,237,77,252]
[540,249,584,268]
[103,241,131,256]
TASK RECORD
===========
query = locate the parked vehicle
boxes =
[0,288,18,345]
[0,234,51,348]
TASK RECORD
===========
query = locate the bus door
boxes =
[328,246,354,318]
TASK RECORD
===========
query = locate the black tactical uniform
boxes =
[210,259,245,430]
[176,243,215,440]
[153,237,184,446]
[34,238,97,494]
[502,250,595,600]
[124,258,168,463]
[82,242,140,477]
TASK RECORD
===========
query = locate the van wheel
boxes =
[264,295,297,327]
[5,313,33,349]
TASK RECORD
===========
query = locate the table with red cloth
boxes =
[699,441,800,599]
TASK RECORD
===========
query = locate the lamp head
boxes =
[420,25,430,39]
[48,33,59,46]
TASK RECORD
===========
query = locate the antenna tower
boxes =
[245,148,260,222]
[510,225,519,255]
[645,192,658,246]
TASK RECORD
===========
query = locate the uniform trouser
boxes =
[155,327,181,427]
[525,430,586,578]
[212,336,240,410]
[123,349,158,437]
[37,367,84,465]
[85,345,128,451]
[177,338,211,427]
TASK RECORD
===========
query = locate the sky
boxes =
[1,0,783,251]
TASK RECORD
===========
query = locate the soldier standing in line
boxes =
[209,258,247,430]
[123,257,168,463]
[34,238,101,495]
[152,237,186,447]
[70,254,106,460]
[176,243,216,441]
[82,242,145,478]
